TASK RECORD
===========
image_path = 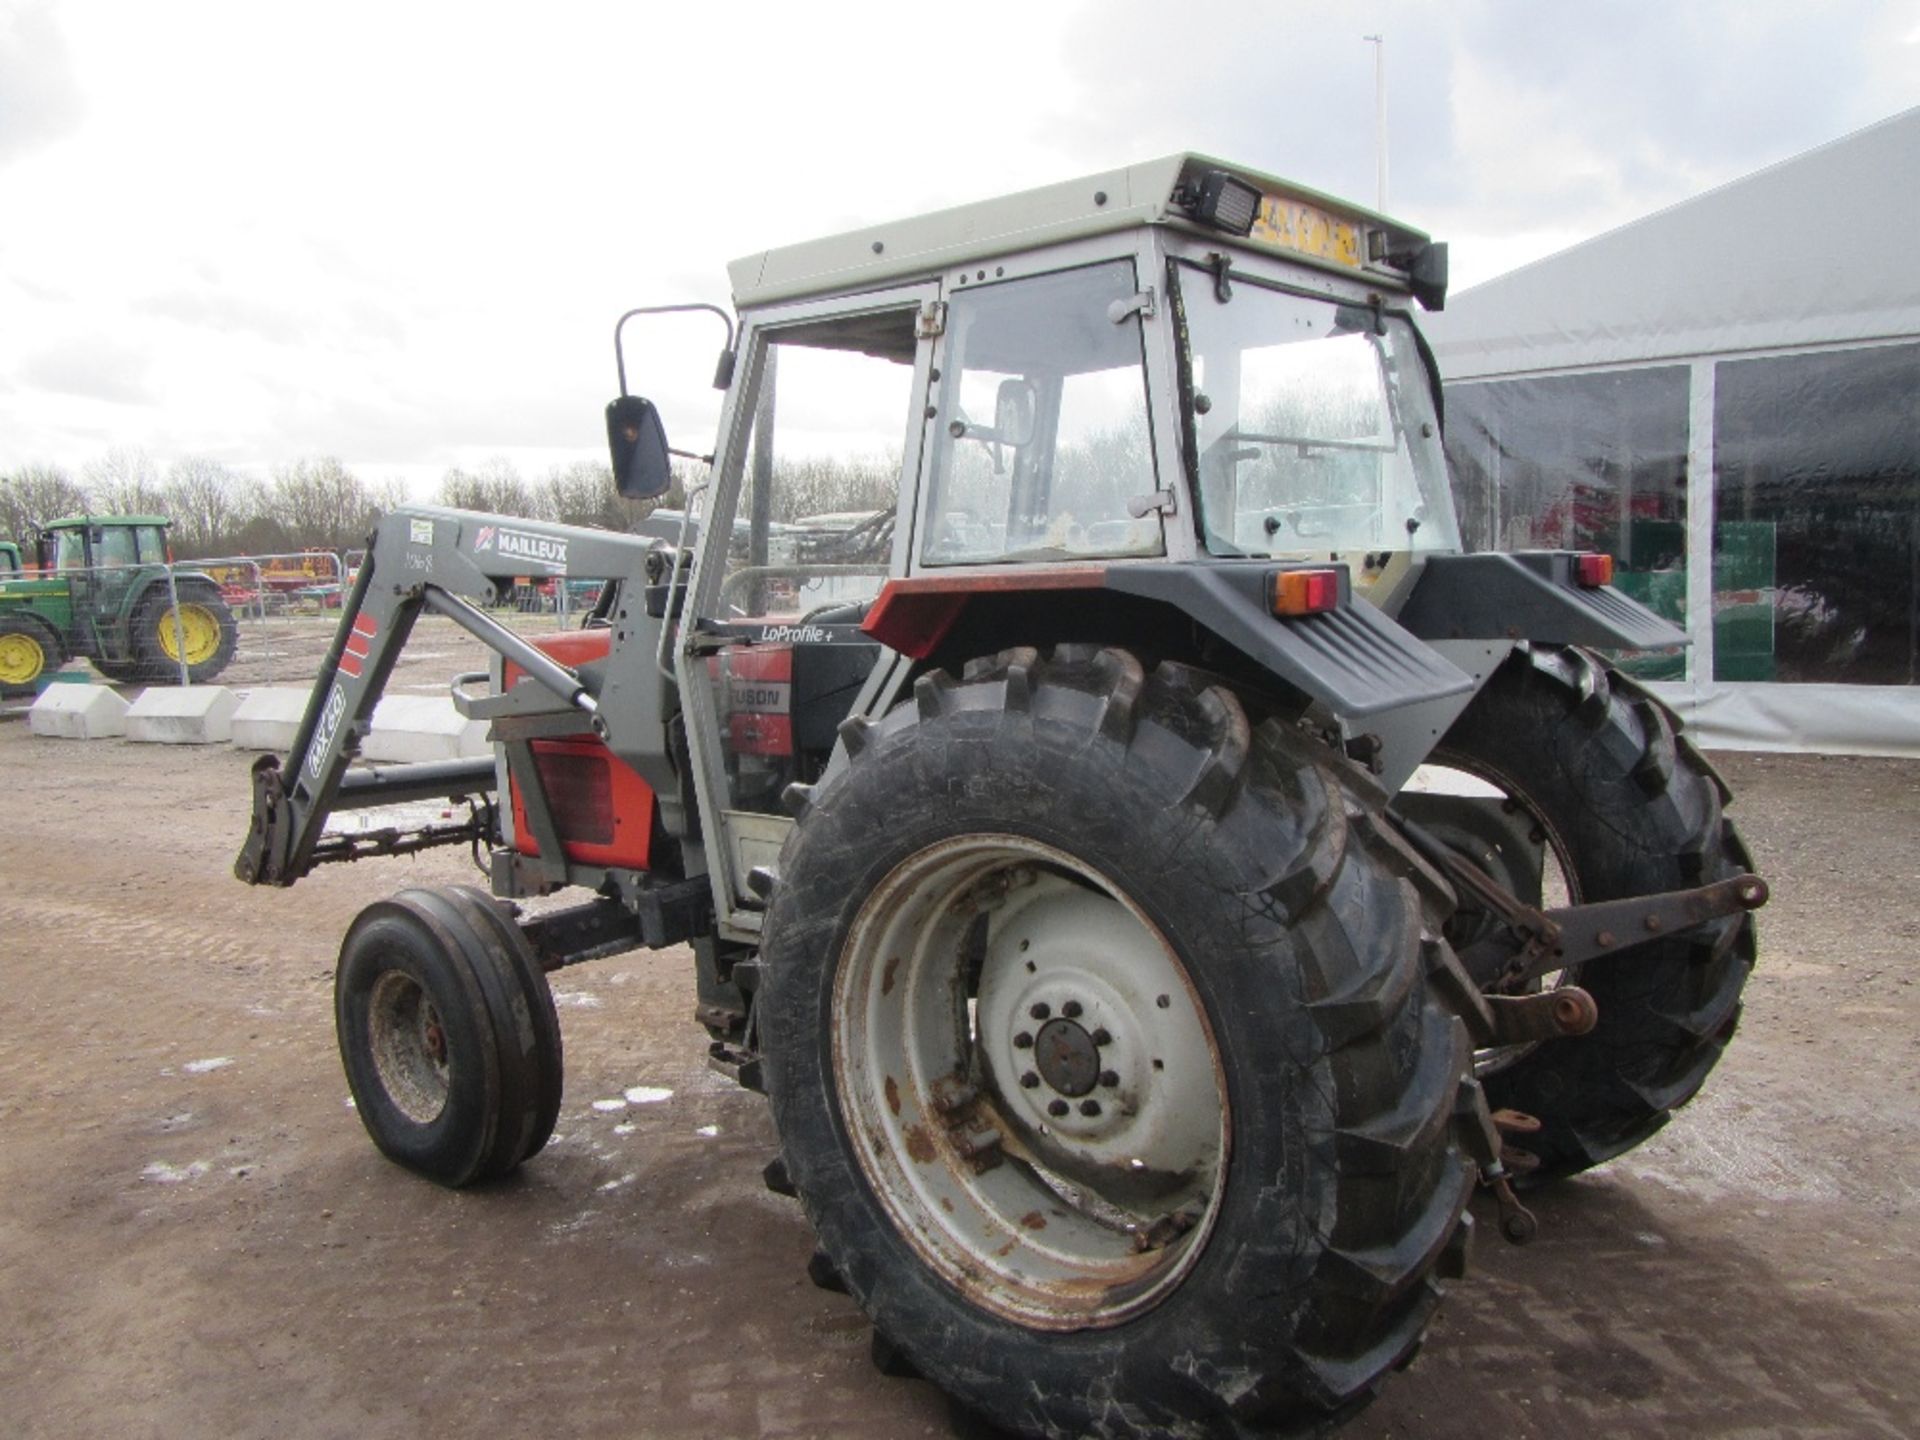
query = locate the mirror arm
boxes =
[613,302,738,396]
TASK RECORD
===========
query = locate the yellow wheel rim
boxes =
[156,603,222,666]
[0,630,47,686]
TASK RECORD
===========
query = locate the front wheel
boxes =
[335,885,563,1186]
[761,646,1476,1437]
[0,613,64,698]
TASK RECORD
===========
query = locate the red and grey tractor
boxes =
[238,155,1763,1438]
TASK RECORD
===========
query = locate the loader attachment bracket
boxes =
[236,754,293,885]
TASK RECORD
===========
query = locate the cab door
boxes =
[677,281,940,932]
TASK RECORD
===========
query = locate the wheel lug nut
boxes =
[1099,1070,1119,1088]
[1029,1003,1051,1021]
[1079,1100,1101,1117]
[1062,1000,1082,1018]
[1013,1031,1033,1049]
[1091,1028,1111,1046]
[1020,1072,1040,1089]
[1047,1099,1069,1117]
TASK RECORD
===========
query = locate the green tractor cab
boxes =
[0,515,238,699]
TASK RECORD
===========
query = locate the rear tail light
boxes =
[1268,568,1341,617]
[1575,553,1615,588]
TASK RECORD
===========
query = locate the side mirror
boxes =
[606,395,673,500]
[994,378,1037,448]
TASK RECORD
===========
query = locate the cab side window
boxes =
[716,309,920,622]
[922,260,1162,566]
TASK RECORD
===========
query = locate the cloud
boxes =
[0,1,84,166]
[134,289,305,345]
[21,334,155,405]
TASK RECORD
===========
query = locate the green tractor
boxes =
[0,515,239,699]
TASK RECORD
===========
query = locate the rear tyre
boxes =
[0,613,64,698]
[1428,644,1756,1184]
[336,885,562,1186]
[132,578,239,683]
[761,646,1476,1437]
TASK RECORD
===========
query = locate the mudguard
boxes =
[1394,552,1688,650]
[863,562,1474,721]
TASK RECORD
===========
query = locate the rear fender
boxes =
[1395,552,1688,650]
[862,562,1473,723]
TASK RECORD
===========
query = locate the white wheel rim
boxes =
[831,834,1229,1330]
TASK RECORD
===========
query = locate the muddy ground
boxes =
[0,702,1915,1439]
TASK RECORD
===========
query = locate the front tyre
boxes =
[0,613,64,698]
[336,885,562,1187]
[761,647,1476,1438]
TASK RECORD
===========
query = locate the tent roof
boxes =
[1424,107,1920,381]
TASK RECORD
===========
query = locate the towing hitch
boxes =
[1394,813,1770,991]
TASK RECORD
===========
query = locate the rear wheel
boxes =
[132,579,238,683]
[761,646,1476,1437]
[0,613,63,698]
[336,885,562,1186]
[1426,644,1756,1184]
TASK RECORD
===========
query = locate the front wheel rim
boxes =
[831,834,1229,1330]
[0,632,44,685]
[367,970,452,1124]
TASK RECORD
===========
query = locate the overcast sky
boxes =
[3,0,1917,498]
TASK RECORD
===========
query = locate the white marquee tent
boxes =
[1424,107,1920,755]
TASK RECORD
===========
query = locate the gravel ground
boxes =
[0,706,1915,1439]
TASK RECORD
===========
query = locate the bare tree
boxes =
[367,476,413,518]
[539,460,623,529]
[440,457,538,518]
[86,448,167,517]
[269,457,373,550]
[0,464,89,541]
[162,455,245,558]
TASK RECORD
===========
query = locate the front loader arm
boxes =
[235,506,659,887]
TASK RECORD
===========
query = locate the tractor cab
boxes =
[44,514,172,572]
[653,156,1469,921]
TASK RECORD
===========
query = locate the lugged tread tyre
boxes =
[1430,644,1757,1183]
[761,645,1476,1438]
[130,577,239,684]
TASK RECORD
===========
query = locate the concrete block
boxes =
[230,687,312,752]
[28,684,131,739]
[125,686,239,744]
[361,694,490,763]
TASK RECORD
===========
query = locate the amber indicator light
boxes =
[1269,568,1340,617]
[1575,553,1615,588]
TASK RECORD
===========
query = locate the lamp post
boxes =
[1363,33,1388,213]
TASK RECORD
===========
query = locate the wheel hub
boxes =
[1032,1016,1099,1096]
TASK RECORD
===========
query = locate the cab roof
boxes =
[46,514,171,530]
[726,153,1436,309]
